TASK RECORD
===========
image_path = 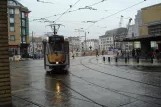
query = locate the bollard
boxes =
[108,57,110,62]
[151,57,153,63]
[125,57,127,63]
[137,56,139,63]
[127,55,130,61]
[103,57,105,62]
[115,57,118,62]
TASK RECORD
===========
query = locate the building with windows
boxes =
[28,37,43,58]
[67,37,81,52]
[82,39,99,51]
[8,0,30,57]
[99,28,127,51]
[123,3,161,56]
[140,3,161,37]
[139,3,161,54]
[99,35,114,51]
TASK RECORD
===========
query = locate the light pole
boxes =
[75,28,89,51]
[75,28,84,51]
[81,31,89,51]
[32,31,35,59]
[75,28,84,36]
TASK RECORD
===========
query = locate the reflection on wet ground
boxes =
[11,57,161,107]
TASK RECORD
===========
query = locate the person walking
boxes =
[102,50,104,56]
[72,51,75,59]
[132,49,135,58]
[96,49,99,57]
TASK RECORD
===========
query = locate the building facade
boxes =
[127,25,136,38]
[99,35,114,51]
[28,37,43,58]
[100,28,128,51]
[8,0,30,57]
[82,39,99,51]
[140,3,161,37]
[135,10,142,37]
[67,37,81,52]
[139,3,161,54]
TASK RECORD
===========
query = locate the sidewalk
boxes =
[96,55,161,66]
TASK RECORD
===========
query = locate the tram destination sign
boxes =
[49,36,64,43]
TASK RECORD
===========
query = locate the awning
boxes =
[115,35,161,42]
[9,45,19,48]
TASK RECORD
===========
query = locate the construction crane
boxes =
[119,15,124,28]
[126,18,132,33]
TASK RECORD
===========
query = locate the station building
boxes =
[124,3,161,56]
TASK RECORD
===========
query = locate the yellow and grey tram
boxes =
[43,35,70,72]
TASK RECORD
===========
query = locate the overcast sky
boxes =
[19,0,160,39]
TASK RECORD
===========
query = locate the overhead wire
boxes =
[88,0,107,7]
[54,0,81,22]
[34,0,108,20]
[85,0,146,30]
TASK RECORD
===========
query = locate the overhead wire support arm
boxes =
[46,24,65,35]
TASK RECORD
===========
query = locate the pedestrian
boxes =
[155,49,159,60]
[132,49,135,58]
[72,52,75,59]
[117,51,119,57]
[102,50,104,56]
[96,49,99,57]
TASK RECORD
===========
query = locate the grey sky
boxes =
[20,0,160,39]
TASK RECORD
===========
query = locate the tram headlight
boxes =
[56,62,59,64]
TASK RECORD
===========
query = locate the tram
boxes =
[43,35,70,72]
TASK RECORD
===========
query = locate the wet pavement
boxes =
[10,56,161,107]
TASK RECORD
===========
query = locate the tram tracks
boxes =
[81,57,161,88]
[13,95,45,107]
[71,57,161,106]
[10,57,161,107]
[11,64,107,107]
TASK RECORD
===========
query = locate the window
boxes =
[9,8,14,14]
[21,12,25,18]
[10,17,14,23]
[22,20,25,27]
[10,35,15,41]
[10,23,14,32]
[10,26,14,32]
[22,28,26,35]
[23,36,26,43]
[8,1,16,6]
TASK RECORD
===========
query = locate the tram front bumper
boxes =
[46,64,67,69]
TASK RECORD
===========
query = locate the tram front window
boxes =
[50,43,63,53]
